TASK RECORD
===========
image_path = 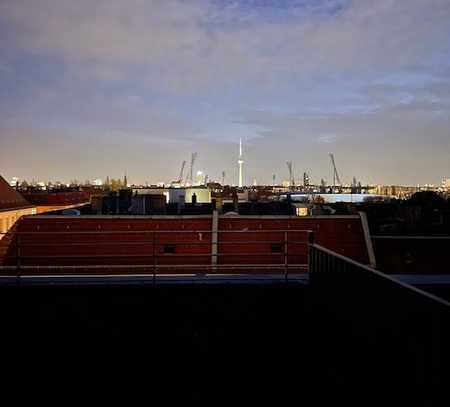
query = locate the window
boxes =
[163,245,176,254]
[271,243,283,253]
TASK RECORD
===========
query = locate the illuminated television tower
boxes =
[238,138,244,188]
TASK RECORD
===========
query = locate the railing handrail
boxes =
[371,235,450,240]
[10,240,309,246]
[5,229,313,235]
[6,253,303,258]
[0,264,309,270]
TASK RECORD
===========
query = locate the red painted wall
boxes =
[3,215,369,273]
[22,191,90,206]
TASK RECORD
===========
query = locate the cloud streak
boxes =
[2,0,449,92]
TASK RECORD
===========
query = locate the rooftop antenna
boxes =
[238,138,244,188]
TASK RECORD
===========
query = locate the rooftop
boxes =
[0,175,33,211]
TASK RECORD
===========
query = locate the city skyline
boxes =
[1,0,450,185]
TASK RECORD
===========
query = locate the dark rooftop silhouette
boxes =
[0,175,33,211]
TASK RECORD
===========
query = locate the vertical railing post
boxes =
[307,231,312,274]
[16,234,21,284]
[211,210,218,273]
[152,231,156,284]
[308,232,315,279]
[284,231,288,281]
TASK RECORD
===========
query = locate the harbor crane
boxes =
[185,152,197,186]
[303,172,310,187]
[286,161,294,187]
[329,153,342,186]
[177,160,186,184]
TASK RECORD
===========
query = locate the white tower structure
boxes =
[238,138,244,188]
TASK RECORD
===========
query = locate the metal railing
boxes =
[0,229,312,279]
[308,241,450,394]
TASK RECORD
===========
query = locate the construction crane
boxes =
[177,160,186,184]
[303,172,310,187]
[185,152,197,186]
[286,161,294,187]
[329,153,341,186]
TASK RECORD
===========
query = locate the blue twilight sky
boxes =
[0,0,450,185]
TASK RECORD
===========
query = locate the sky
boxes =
[0,0,449,186]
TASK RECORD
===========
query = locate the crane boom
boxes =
[286,161,294,187]
[189,152,197,185]
[177,160,186,183]
[329,153,341,186]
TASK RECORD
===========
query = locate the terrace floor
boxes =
[1,275,446,406]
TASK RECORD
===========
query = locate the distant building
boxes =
[442,178,450,190]
[132,186,212,205]
[185,187,211,204]
[195,171,205,186]
[237,190,249,202]
[130,194,166,215]
[9,177,19,187]
[133,188,169,203]
[374,185,419,198]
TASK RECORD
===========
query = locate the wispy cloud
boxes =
[317,134,337,144]
[1,0,449,92]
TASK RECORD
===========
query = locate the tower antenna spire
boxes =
[238,138,244,187]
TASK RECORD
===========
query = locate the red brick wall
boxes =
[218,217,368,266]
[3,216,368,272]
[22,191,90,206]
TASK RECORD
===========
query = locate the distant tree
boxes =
[313,195,325,204]
[408,191,446,208]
